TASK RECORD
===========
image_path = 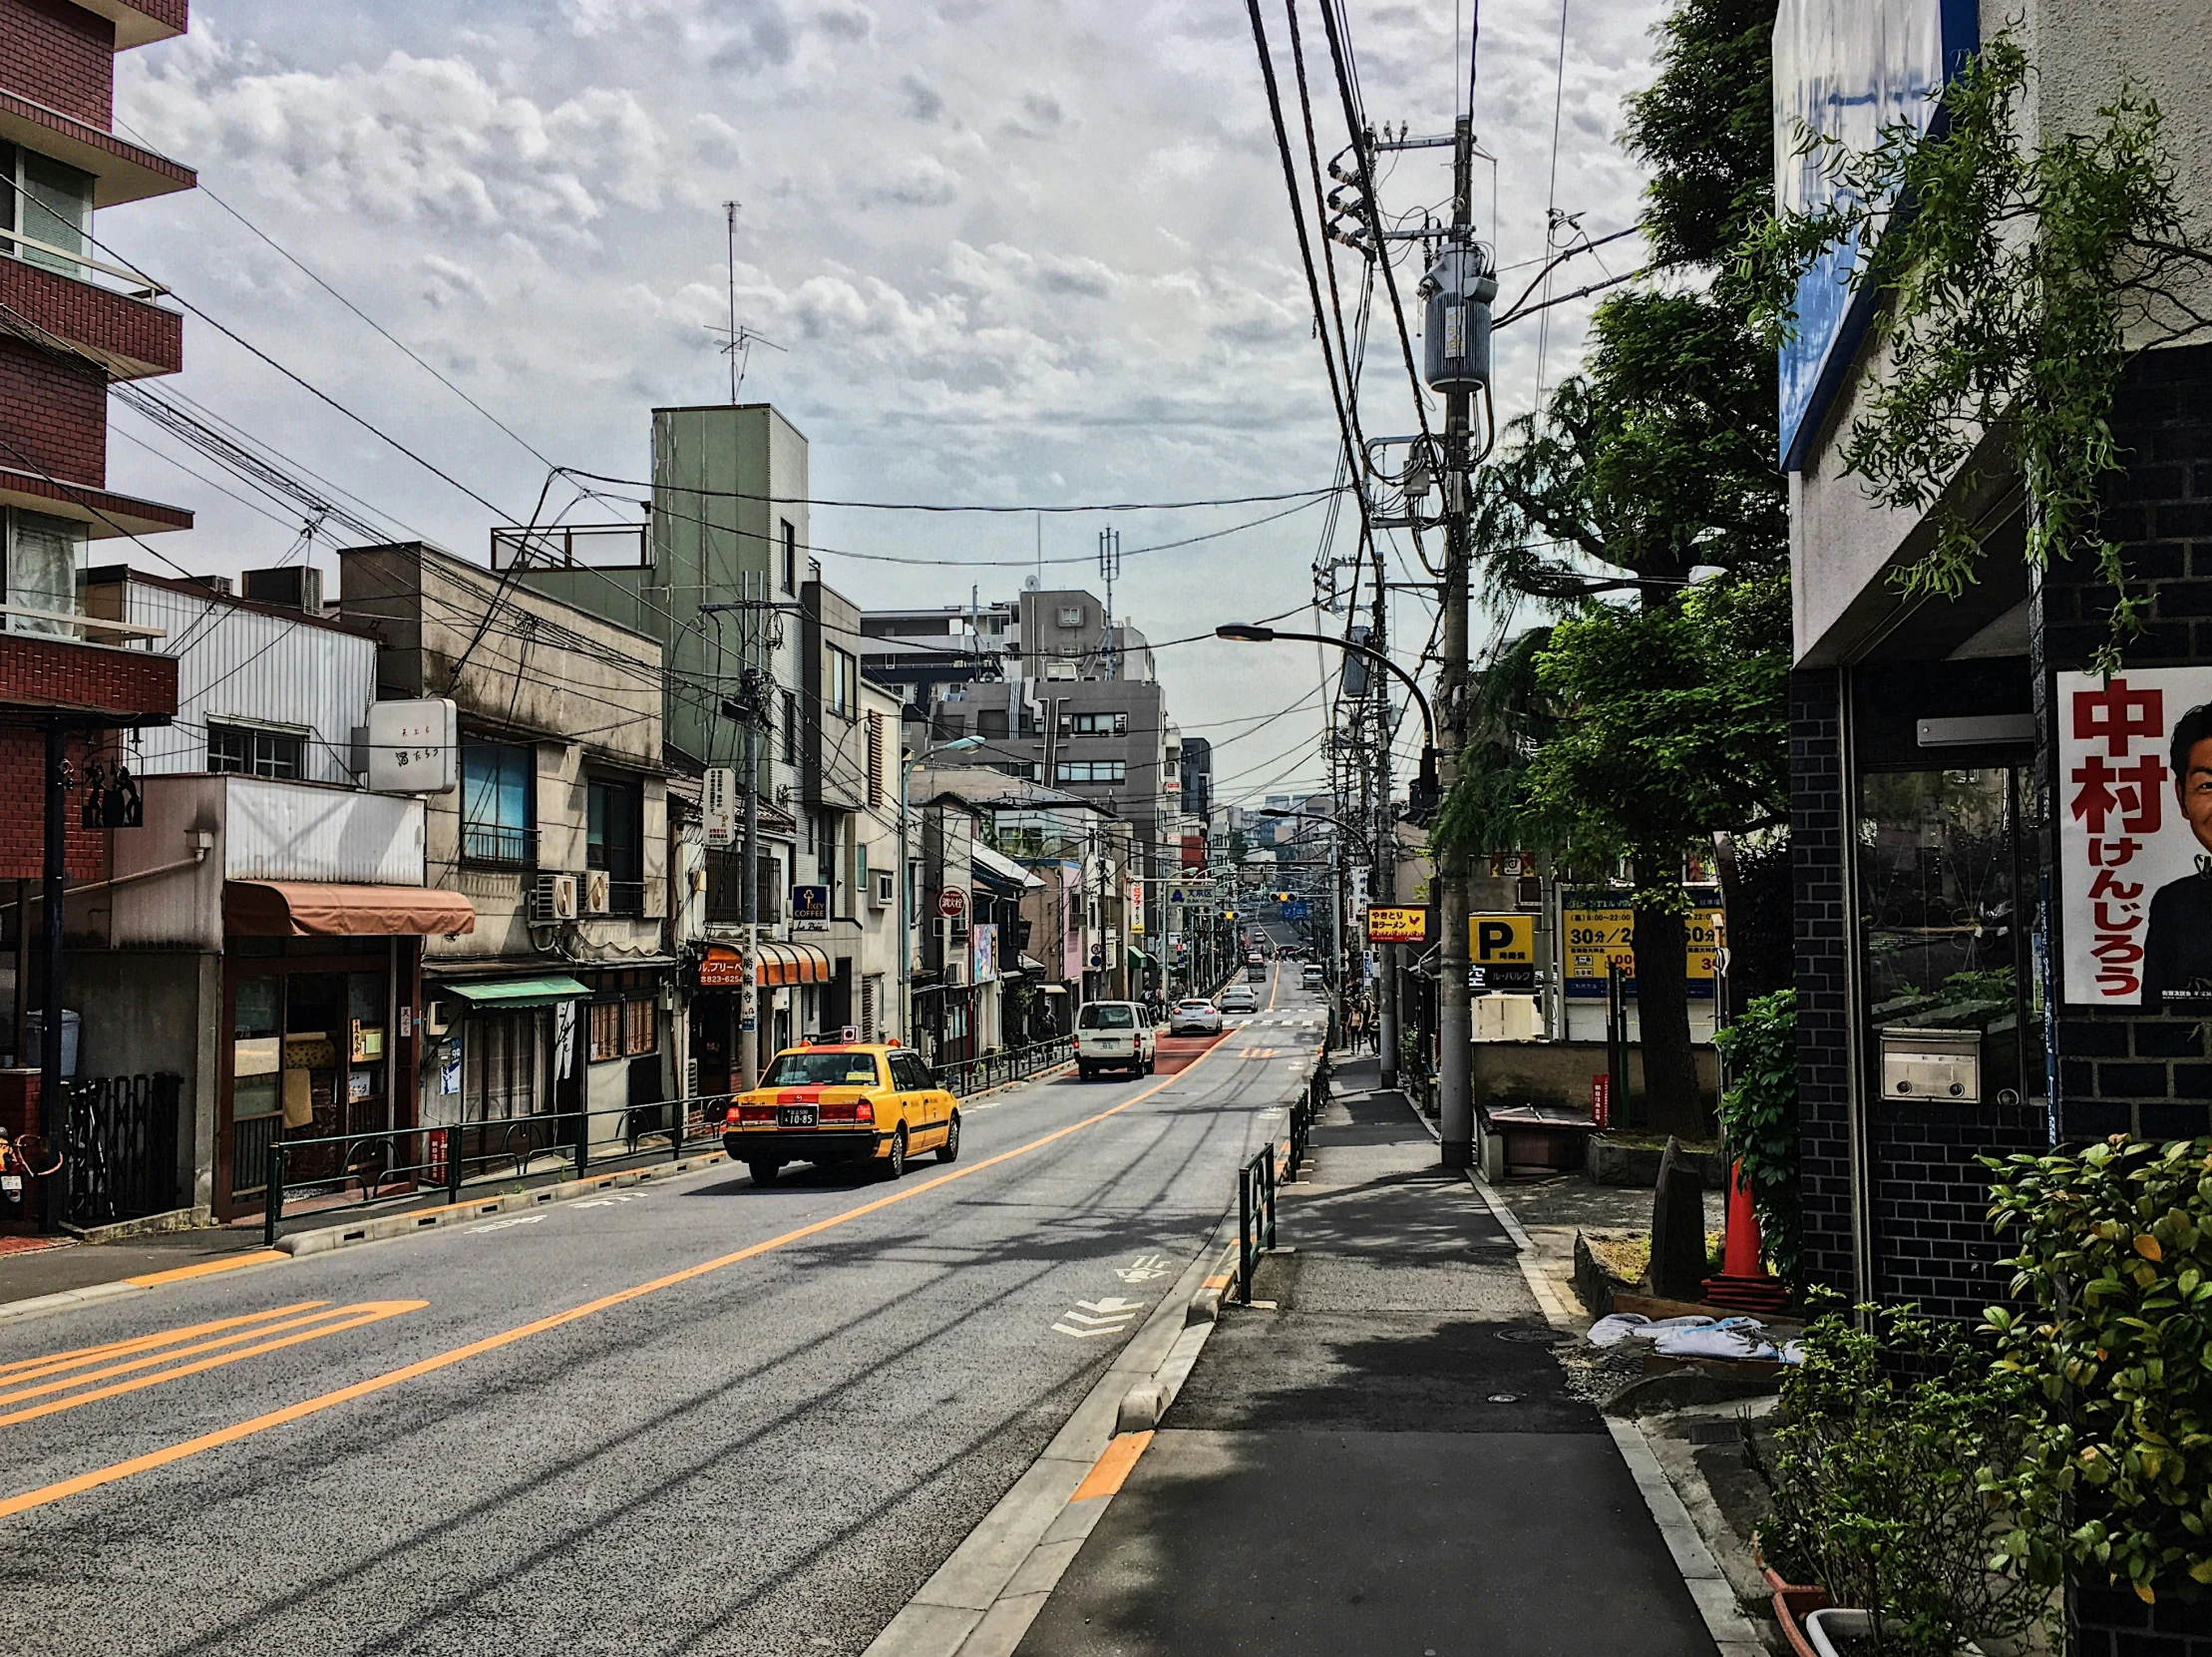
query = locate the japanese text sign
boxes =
[2057,670,2212,1009]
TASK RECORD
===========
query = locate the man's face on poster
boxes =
[2181,736,2212,854]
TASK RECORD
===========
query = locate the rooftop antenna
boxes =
[1097,526,1121,679]
[707,201,784,401]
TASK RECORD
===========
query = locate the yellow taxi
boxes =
[717,1042,959,1186]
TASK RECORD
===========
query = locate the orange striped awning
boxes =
[697,942,835,989]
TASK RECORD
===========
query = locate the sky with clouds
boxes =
[104,0,1670,806]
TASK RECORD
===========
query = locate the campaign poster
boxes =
[2057,670,2212,1009]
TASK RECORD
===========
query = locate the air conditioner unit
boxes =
[583,869,611,915]
[532,872,578,923]
[943,959,967,988]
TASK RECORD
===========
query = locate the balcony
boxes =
[0,626,176,721]
[76,1,189,49]
[0,90,194,207]
[460,823,536,870]
[0,247,182,379]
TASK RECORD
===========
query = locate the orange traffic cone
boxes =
[1702,1158,1789,1313]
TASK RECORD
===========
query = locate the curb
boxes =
[861,1232,1238,1657]
[278,1149,735,1258]
[0,1276,145,1327]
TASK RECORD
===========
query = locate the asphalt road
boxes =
[0,971,1326,1657]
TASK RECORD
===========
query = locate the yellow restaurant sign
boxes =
[1364,906,1428,945]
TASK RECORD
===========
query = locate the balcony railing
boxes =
[462,823,536,868]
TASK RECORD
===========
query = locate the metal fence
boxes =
[64,1072,184,1229]
[1237,1143,1278,1306]
[929,1037,1075,1099]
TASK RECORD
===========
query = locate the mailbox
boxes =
[1879,1029,1982,1102]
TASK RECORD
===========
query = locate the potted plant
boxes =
[1748,1300,2046,1655]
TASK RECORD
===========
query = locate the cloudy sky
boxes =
[105,0,1669,806]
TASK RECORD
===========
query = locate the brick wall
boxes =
[2040,341,2212,1142]
[0,255,183,379]
[1869,1102,2046,1321]
[0,630,177,720]
[1791,668,1857,1293]
[0,0,116,129]
[0,727,107,881]
[0,336,106,488]
[2075,1585,2212,1655]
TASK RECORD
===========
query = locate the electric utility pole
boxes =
[1371,530,1400,1089]
[1436,114,1477,1169]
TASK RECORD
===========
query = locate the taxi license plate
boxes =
[778,1105,818,1128]
[0,1174,21,1197]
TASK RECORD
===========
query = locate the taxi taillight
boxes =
[819,1099,876,1124]
[736,1104,776,1124]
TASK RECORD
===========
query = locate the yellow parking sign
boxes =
[1469,914,1534,964]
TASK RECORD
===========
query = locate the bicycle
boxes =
[0,1124,64,1209]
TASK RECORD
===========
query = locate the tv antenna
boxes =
[706,201,785,401]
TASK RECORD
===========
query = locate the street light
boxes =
[901,732,984,1053]
[1215,624,1440,807]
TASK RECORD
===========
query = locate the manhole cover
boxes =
[1688,1421,1743,1446]
[1487,1393,1521,1404]
[1495,1326,1557,1344]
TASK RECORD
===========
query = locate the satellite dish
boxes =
[1023,574,1041,592]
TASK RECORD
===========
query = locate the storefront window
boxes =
[1858,767,2042,1104]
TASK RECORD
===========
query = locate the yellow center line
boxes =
[0,1303,426,1429]
[0,1037,1230,1522]
[0,1304,379,1410]
[0,1303,328,1386]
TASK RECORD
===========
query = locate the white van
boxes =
[1075,1001,1156,1079]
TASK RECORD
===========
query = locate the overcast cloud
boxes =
[107,0,1668,804]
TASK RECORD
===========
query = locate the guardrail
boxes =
[260,1094,741,1245]
[929,1037,1074,1099]
[1236,1143,1277,1307]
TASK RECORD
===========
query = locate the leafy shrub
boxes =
[1985,1135,2212,1601]
[1749,1299,2046,1654]
[1712,988,1798,1283]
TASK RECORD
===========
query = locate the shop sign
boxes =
[972,923,999,985]
[702,766,738,849]
[1128,879,1145,937]
[2057,670,2212,1009]
[439,1036,462,1096]
[1487,852,1534,878]
[1365,905,1427,945]
[1562,899,1721,999]
[1469,913,1536,991]
[936,887,967,920]
[367,697,458,794]
[793,884,831,931]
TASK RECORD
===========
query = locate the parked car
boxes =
[719,1043,956,1186]
[1217,983,1259,1015]
[1075,1001,1156,1078]
[1168,998,1223,1036]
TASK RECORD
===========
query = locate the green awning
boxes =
[442,976,591,1010]
[1125,947,1152,967]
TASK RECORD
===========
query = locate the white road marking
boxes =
[469,1214,548,1235]
[1115,1253,1173,1283]
[1052,1294,1146,1339]
[573,1193,648,1209]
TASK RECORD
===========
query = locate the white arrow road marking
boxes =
[1053,1294,1146,1339]
[1052,1324,1125,1339]
[573,1193,646,1209]
[1057,1310,1134,1328]
[1115,1254,1172,1283]
[469,1214,547,1234]
[1077,1297,1145,1315]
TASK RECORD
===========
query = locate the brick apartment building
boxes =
[0,0,191,1218]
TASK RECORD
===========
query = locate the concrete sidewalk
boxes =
[1014,1057,1723,1657]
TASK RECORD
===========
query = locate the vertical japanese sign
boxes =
[2058,670,2212,1009]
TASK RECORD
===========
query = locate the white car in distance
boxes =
[1217,984,1259,1016]
[1168,998,1223,1036]
[1075,1001,1156,1079]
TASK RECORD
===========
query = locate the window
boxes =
[764,1050,883,1087]
[461,740,533,865]
[891,1050,933,1091]
[827,644,857,720]
[781,520,798,596]
[624,996,656,1056]
[866,710,886,808]
[586,778,642,882]
[782,689,798,764]
[207,723,305,779]
[588,1000,623,1061]
[1078,1003,1137,1030]
[992,761,1043,781]
[1060,711,1128,737]
[977,709,1009,739]
[1056,605,1085,629]
[1056,760,1126,786]
[3,508,85,634]
[1,144,93,277]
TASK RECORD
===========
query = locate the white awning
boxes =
[970,843,1045,891]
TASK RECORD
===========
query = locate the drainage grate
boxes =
[1495,1326,1557,1345]
[1688,1421,1742,1446]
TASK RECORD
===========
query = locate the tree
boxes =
[1438,0,1789,1136]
